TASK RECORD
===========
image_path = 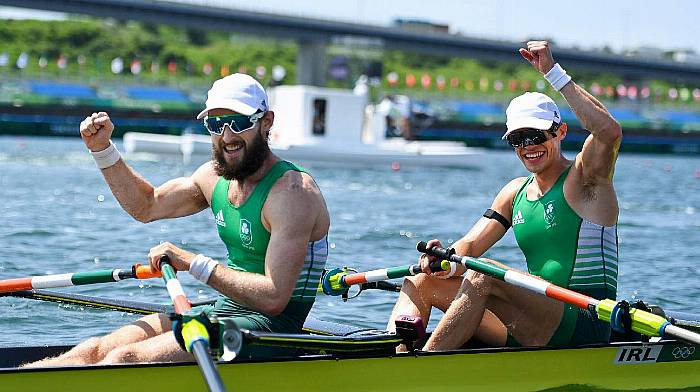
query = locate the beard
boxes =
[212,129,271,181]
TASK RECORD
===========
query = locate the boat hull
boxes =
[123,132,483,168]
[3,340,699,391]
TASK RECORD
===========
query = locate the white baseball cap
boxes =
[196,73,268,120]
[503,92,561,139]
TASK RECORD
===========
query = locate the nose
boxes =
[220,124,239,141]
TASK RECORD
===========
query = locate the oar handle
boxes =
[133,264,162,279]
[417,241,457,262]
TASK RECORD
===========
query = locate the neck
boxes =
[533,155,570,191]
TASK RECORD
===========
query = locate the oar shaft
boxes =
[0,265,158,294]
[158,259,226,392]
[416,242,598,310]
[160,263,191,314]
[341,260,449,287]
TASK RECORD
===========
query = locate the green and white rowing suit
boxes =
[201,160,328,357]
[511,165,618,346]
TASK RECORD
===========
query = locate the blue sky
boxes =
[2,1,699,54]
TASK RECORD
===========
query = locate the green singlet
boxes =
[199,160,328,358]
[511,165,618,347]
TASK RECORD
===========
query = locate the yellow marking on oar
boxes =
[181,319,210,353]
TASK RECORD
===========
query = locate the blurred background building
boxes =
[1,0,700,153]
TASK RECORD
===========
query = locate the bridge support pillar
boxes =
[296,39,327,86]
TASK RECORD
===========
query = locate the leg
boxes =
[100,331,192,364]
[386,274,462,332]
[387,274,507,351]
[424,270,564,351]
[24,313,173,367]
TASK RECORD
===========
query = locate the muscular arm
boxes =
[559,82,622,184]
[205,172,327,315]
[448,178,524,274]
[98,161,210,222]
[81,112,210,222]
[521,41,622,184]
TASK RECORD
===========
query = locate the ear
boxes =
[558,123,568,141]
[262,111,275,129]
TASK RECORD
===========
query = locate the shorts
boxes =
[195,297,313,360]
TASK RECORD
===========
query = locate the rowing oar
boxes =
[417,241,700,345]
[321,259,450,297]
[158,256,226,392]
[0,264,160,294]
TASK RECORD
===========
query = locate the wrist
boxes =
[544,63,572,91]
[90,141,121,169]
[436,262,461,280]
[189,254,218,284]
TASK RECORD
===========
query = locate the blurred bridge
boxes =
[2,0,700,85]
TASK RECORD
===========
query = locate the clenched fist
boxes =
[79,112,114,152]
[519,41,556,75]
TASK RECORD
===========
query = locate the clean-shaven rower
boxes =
[27,73,330,366]
[388,40,622,350]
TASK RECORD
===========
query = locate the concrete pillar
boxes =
[296,39,327,86]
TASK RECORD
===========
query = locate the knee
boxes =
[101,345,141,364]
[404,273,435,290]
[77,337,112,363]
[464,271,493,294]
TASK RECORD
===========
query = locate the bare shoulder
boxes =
[271,170,323,200]
[491,176,527,211]
[266,170,327,215]
[264,170,329,235]
[500,177,528,198]
[190,161,218,200]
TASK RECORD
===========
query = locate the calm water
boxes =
[0,136,699,346]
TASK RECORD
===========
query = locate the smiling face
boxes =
[512,124,566,174]
[208,108,272,181]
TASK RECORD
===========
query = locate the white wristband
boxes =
[436,262,459,280]
[544,63,572,91]
[189,254,218,284]
[90,141,121,169]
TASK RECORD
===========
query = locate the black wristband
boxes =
[483,208,511,230]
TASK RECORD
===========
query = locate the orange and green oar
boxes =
[320,259,451,296]
[158,256,226,392]
[0,264,160,294]
[417,241,700,345]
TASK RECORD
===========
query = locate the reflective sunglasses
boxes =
[506,124,560,148]
[203,112,265,135]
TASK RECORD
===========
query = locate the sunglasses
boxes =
[203,112,265,135]
[506,124,560,148]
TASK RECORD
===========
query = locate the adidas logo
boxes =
[214,210,226,227]
[512,210,525,225]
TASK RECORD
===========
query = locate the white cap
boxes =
[503,92,561,139]
[196,73,268,120]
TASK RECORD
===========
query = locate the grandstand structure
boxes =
[2,77,700,154]
[0,79,200,137]
[0,0,699,152]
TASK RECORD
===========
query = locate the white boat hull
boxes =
[123,132,482,168]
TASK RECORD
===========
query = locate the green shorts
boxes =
[547,304,611,347]
[196,297,313,360]
[505,304,611,347]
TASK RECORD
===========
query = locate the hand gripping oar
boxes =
[158,256,226,392]
[321,259,451,297]
[0,264,160,294]
[417,241,700,345]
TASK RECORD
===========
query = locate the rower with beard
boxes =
[26,73,330,367]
